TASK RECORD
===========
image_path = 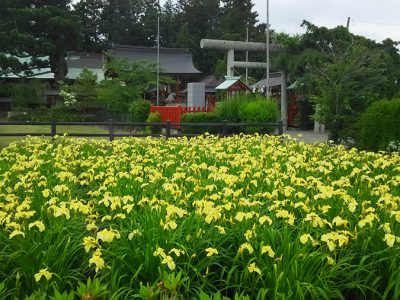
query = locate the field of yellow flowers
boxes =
[0,135,399,299]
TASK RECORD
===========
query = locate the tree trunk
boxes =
[51,50,66,83]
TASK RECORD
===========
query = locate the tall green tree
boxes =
[176,0,222,74]
[100,0,141,45]
[100,0,160,47]
[220,0,258,40]
[74,0,106,52]
[0,0,79,81]
[160,0,181,47]
[0,0,80,81]
[282,21,396,141]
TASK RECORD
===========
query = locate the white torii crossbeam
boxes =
[200,39,288,128]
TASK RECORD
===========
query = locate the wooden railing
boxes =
[0,120,284,142]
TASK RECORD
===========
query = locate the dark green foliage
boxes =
[129,100,151,122]
[274,22,400,142]
[61,69,99,109]
[175,0,223,74]
[11,81,47,108]
[146,111,162,134]
[7,107,89,122]
[358,99,400,151]
[0,0,80,81]
[96,59,172,113]
[74,0,107,52]
[220,0,258,40]
[181,112,220,134]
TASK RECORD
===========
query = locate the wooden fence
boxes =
[0,120,284,142]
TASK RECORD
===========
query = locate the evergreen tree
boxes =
[100,0,161,47]
[160,0,181,47]
[220,0,258,40]
[176,0,222,74]
[74,0,107,52]
[100,0,143,45]
[0,0,80,81]
[140,0,160,47]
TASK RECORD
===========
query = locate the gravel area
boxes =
[283,128,330,144]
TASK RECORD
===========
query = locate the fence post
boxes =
[278,120,284,135]
[165,120,171,139]
[222,120,228,136]
[109,119,114,142]
[51,119,57,139]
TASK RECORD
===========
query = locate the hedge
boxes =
[358,99,400,151]
[181,112,220,134]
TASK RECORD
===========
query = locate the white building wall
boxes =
[187,83,205,107]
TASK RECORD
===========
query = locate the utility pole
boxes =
[156,0,160,106]
[347,17,350,31]
[266,0,270,98]
[246,26,249,85]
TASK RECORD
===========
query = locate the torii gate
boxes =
[200,39,288,128]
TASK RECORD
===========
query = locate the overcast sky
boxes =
[253,0,400,42]
[157,0,400,43]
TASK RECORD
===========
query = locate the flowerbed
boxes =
[0,135,399,299]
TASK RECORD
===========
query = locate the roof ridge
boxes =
[112,44,189,53]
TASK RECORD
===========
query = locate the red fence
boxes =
[150,105,212,124]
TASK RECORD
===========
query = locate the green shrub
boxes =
[146,111,162,134]
[239,99,279,133]
[7,106,90,122]
[181,112,220,134]
[213,94,280,134]
[130,100,151,122]
[31,106,85,122]
[11,80,47,108]
[6,110,30,121]
[358,99,400,151]
[214,94,248,123]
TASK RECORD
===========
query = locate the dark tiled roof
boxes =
[253,72,284,88]
[110,44,201,75]
[67,53,104,69]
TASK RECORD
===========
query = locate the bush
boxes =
[130,100,151,122]
[181,112,220,134]
[239,99,279,134]
[11,81,47,108]
[213,94,280,134]
[7,106,89,122]
[146,111,162,134]
[6,110,30,121]
[214,94,248,123]
[358,99,400,151]
[31,106,86,122]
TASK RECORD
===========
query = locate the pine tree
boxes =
[220,0,258,40]
[175,0,222,74]
[100,0,156,46]
[74,0,107,52]
[0,0,80,81]
[160,0,180,47]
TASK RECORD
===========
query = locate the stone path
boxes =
[283,128,330,144]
